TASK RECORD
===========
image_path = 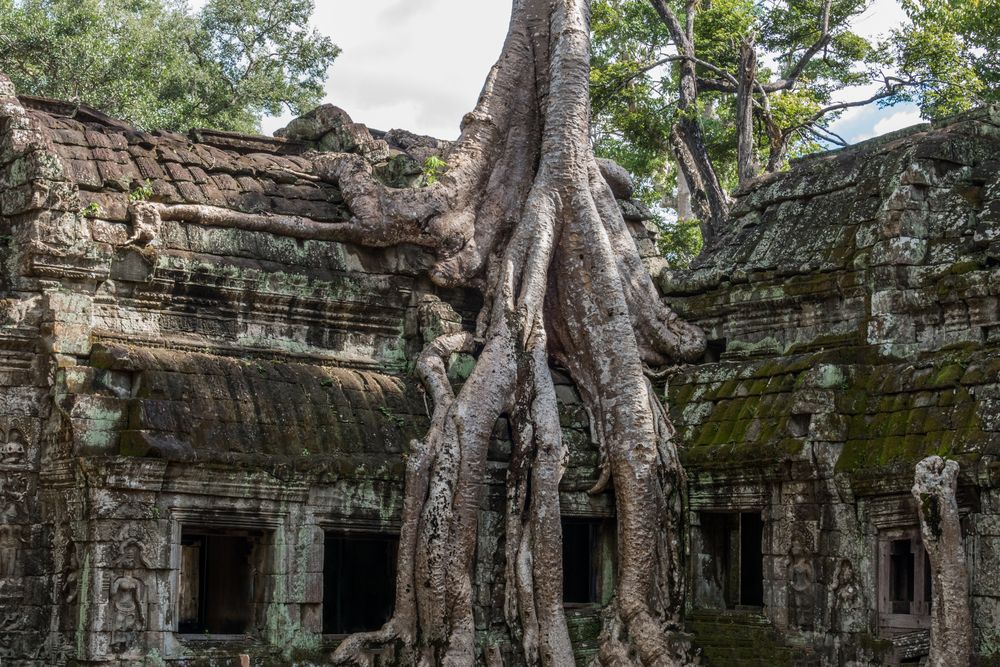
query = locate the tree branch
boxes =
[803,124,848,147]
[802,76,918,126]
[596,54,739,102]
[762,0,833,92]
[649,0,689,51]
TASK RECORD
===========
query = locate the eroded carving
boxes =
[0,418,37,469]
[788,528,815,630]
[108,529,149,654]
[126,201,162,246]
[830,559,864,632]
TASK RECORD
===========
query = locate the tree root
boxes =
[912,456,972,667]
[323,0,706,664]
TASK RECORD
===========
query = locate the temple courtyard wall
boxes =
[1,72,999,665]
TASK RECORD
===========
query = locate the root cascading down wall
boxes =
[2,65,1000,664]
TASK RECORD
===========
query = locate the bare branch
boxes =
[804,124,848,147]
[596,54,739,102]
[802,77,919,126]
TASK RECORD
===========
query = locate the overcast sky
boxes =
[255,0,919,145]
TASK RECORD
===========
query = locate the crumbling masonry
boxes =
[1,71,999,665]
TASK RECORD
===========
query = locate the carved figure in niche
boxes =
[0,417,37,467]
[0,522,21,579]
[111,572,144,634]
[0,429,25,465]
[109,536,148,653]
[0,473,26,589]
[831,559,864,632]
[788,529,815,630]
[54,540,81,634]
[62,543,80,605]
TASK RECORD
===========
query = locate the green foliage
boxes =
[128,179,153,202]
[589,0,920,263]
[590,0,675,204]
[693,0,759,67]
[591,0,881,193]
[893,0,1000,118]
[422,155,448,185]
[79,202,101,218]
[0,0,339,133]
[656,216,703,268]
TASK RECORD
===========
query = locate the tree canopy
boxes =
[0,0,339,133]
[590,0,998,264]
[893,0,1000,117]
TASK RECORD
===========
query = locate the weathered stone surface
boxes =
[596,157,635,199]
[0,89,605,666]
[1,82,999,666]
[276,104,390,163]
[662,106,1000,666]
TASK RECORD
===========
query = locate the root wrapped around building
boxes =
[310,1,706,664]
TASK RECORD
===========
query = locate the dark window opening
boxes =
[889,539,915,614]
[878,528,932,634]
[924,552,932,611]
[323,533,398,635]
[178,528,261,635]
[740,513,764,607]
[701,339,727,364]
[561,518,614,606]
[694,511,764,610]
[562,520,598,604]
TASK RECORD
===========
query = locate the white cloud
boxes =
[239,0,913,143]
[871,108,925,135]
[849,0,907,41]
[258,0,511,139]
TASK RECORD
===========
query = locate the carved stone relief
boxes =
[0,468,29,599]
[0,417,38,470]
[788,527,816,630]
[107,528,150,654]
[830,558,865,632]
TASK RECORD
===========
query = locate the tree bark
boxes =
[912,456,972,667]
[675,169,692,221]
[650,0,730,244]
[735,40,758,188]
[316,1,706,664]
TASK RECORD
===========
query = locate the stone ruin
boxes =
[0,68,999,665]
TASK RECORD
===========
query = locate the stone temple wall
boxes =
[662,107,1000,665]
[0,78,632,665]
[1,63,999,666]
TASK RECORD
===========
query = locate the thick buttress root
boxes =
[327,0,706,665]
[912,457,972,667]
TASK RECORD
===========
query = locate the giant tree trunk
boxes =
[912,456,972,667]
[320,1,706,664]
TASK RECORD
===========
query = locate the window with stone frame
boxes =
[878,527,931,633]
[561,517,616,607]
[178,527,267,635]
[322,531,399,635]
[692,511,765,610]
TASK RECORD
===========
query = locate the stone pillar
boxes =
[912,456,972,667]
